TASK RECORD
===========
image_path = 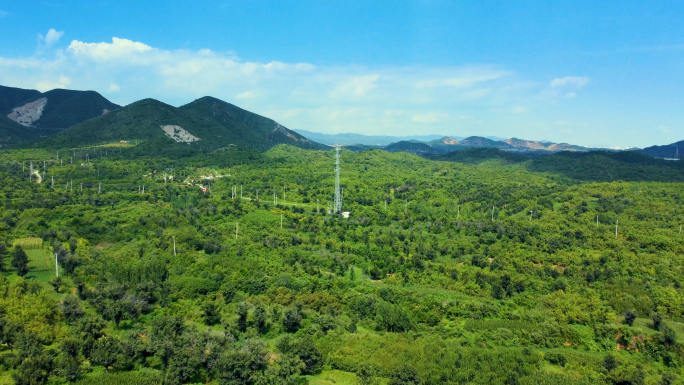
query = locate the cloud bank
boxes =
[0,34,605,143]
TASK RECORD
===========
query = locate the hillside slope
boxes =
[179,97,327,150]
[1,86,120,130]
[35,97,328,151]
[0,114,47,147]
[640,140,684,158]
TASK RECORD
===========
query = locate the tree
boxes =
[0,317,23,351]
[376,302,412,333]
[282,308,302,333]
[603,354,618,372]
[389,365,422,385]
[12,352,55,385]
[202,301,221,326]
[236,302,249,333]
[109,300,131,329]
[624,309,637,327]
[253,302,267,331]
[356,363,377,385]
[11,245,29,276]
[652,313,663,330]
[0,242,6,272]
[286,337,322,374]
[215,340,267,385]
[59,295,84,323]
[56,339,82,382]
[90,337,121,371]
[662,324,677,347]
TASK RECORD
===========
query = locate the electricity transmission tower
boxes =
[333,145,342,213]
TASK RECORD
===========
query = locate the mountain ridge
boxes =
[34,97,328,151]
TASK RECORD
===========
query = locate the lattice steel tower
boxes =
[333,145,342,213]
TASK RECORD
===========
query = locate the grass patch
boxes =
[26,248,57,282]
[305,369,384,385]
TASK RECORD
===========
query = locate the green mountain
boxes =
[35,88,121,129]
[0,114,46,147]
[178,96,326,150]
[433,147,528,164]
[436,147,684,182]
[639,140,684,158]
[0,86,41,112]
[0,85,120,146]
[385,140,443,154]
[35,97,327,151]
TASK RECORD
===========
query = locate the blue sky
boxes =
[1,1,683,148]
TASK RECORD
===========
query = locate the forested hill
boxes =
[0,115,44,148]
[435,148,684,182]
[0,85,120,130]
[33,97,327,152]
[179,96,328,151]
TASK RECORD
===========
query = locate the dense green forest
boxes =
[1,143,684,385]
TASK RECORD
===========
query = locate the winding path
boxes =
[32,170,42,184]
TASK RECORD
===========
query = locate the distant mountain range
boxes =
[292,129,619,155]
[1,84,681,161]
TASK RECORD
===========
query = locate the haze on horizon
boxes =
[0,1,682,149]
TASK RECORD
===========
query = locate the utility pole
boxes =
[333,145,342,213]
[172,236,176,256]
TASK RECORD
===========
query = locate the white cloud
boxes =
[4,34,614,143]
[329,75,379,99]
[565,92,577,98]
[235,91,256,99]
[465,88,492,99]
[550,76,590,88]
[412,112,448,124]
[35,76,71,92]
[415,68,509,88]
[38,29,64,48]
[68,37,153,62]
